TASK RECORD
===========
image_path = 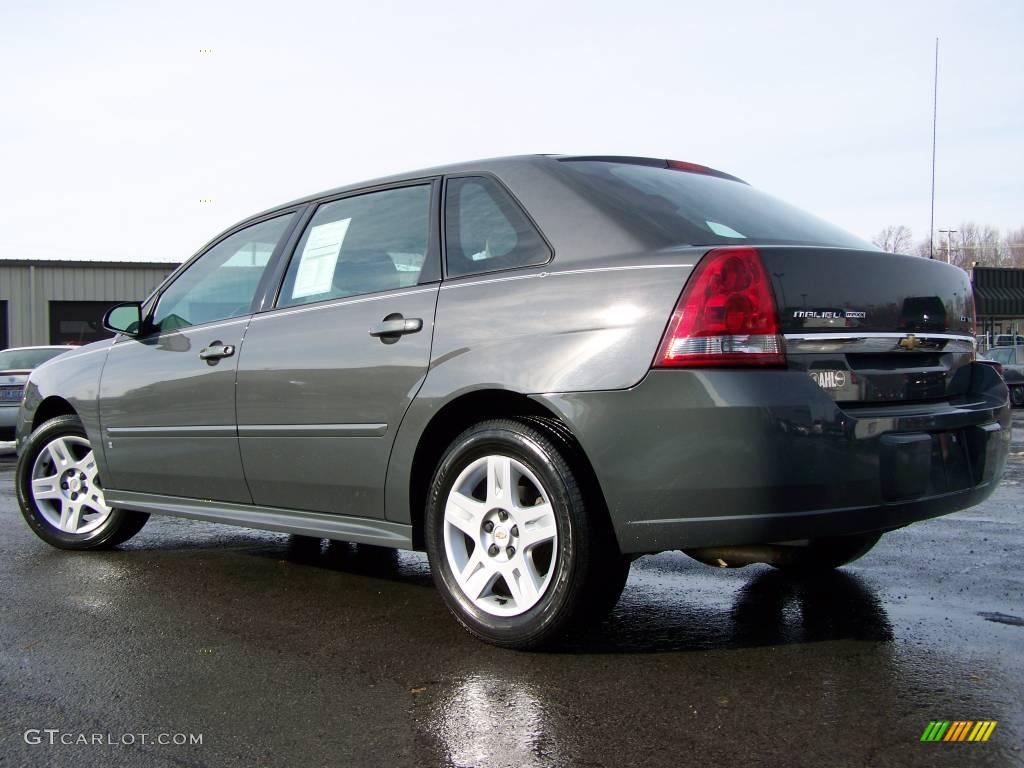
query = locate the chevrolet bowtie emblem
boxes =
[899,334,921,350]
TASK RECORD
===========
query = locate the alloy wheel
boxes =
[30,435,112,535]
[442,454,558,616]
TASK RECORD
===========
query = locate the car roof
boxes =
[246,154,546,223]
[240,153,741,225]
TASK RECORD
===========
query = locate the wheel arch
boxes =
[32,396,79,431]
[406,389,611,550]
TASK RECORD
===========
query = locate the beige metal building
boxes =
[0,260,177,349]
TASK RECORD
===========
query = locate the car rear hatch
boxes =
[759,247,976,404]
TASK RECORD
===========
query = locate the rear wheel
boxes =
[770,532,882,571]
[17,415,149,550]
[425,418,620,648]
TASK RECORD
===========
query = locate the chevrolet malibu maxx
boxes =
[16,156,1010,648]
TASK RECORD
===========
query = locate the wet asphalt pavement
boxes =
[1,417,1022,768]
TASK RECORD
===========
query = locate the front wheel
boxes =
[16,415,149,550]
[425,418,619,649]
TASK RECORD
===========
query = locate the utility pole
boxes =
[939,228,957,264]
[929,38,939,259]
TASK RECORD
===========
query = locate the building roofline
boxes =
[0,259,179,269]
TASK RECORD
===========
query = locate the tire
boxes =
[16,415,149,550]
[1011,385,1024,408]
[515,415,630,620]
[769,532,882,572]
[425,417,620,648]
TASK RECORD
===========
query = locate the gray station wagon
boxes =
[16,155,1011,648]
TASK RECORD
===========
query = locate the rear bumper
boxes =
[535,362,1011,554]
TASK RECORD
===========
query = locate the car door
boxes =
[235,181,440,518]
[98,212,298,501]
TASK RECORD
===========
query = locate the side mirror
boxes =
[103,302,144,337]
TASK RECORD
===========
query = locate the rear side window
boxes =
[558,160,871,249]
[444,176,550,277]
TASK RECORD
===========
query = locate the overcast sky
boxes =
[1,0,1021,263]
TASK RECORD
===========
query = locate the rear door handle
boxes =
[369,316,423,338]
[199,343,235,361]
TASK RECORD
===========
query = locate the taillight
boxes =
[654,246,785,368]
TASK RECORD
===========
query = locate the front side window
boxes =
[444,176,550,278]
[152,214,294,332]
[278,185,432,308]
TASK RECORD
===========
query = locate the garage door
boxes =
[48,301,122,345]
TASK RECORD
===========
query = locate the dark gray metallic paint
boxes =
[236,286,440,516]
[18,343,109,461]
[537,365,1010,553]
[98,318,253,503]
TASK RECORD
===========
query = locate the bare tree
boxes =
[1004,227,1024,268]
[953,222,1004,267]
[872,225,915,254]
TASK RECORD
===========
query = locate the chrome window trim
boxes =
[252,286,439,322]
[441,263,694,291]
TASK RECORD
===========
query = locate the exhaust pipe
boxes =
[683,545,799,568]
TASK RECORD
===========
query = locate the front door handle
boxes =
[199,342,235,362]
[369,315,423,339]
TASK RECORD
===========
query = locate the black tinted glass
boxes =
[559,161,871,249]
[445,177,550,277]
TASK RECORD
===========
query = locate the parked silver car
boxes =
[15,155,1011,647]
[0,346,74,440]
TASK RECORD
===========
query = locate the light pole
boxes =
[939,228,958,264]
[930,38,939,259]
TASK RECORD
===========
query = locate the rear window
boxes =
[558,160,871,249]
